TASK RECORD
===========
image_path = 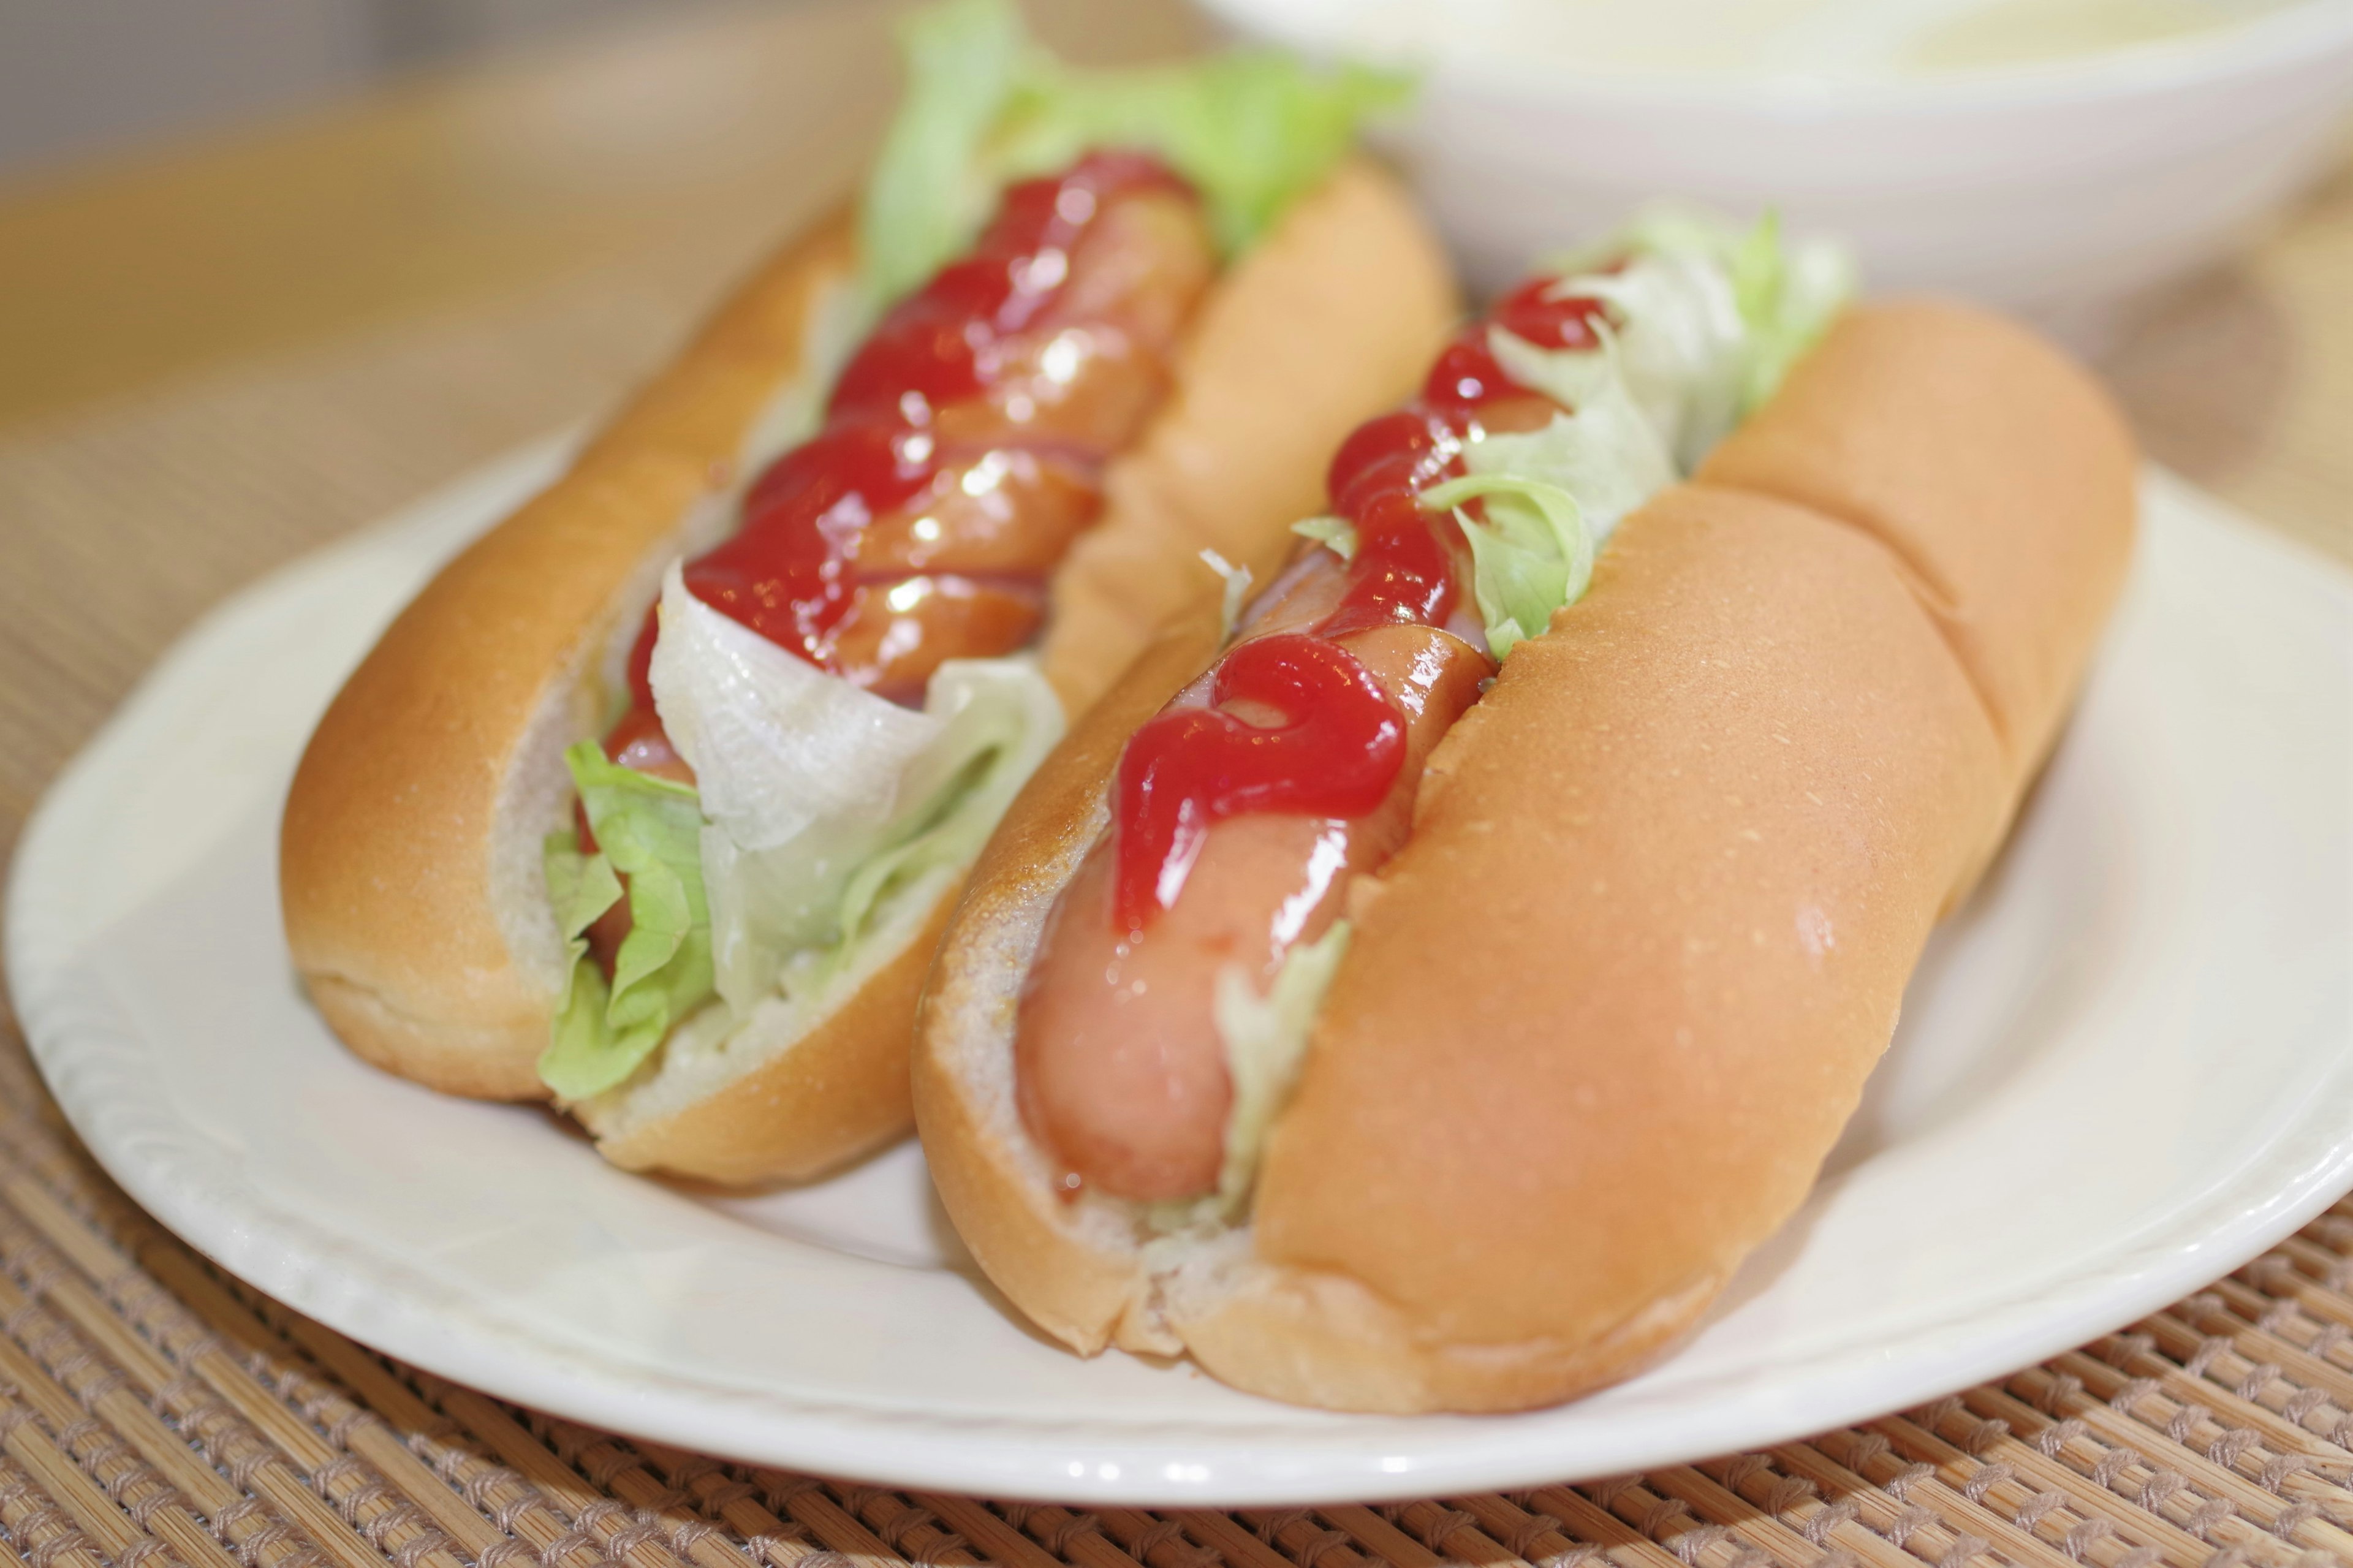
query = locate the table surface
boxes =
[2,1,2352,1561]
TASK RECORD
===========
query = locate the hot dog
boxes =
[914,213,2137,1410]
[278,0,1457,1183]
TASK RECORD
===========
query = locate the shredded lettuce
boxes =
[1506,254,1747,472]
[990,49,1408,257]
[648,570,1063,1018]
[859,0,1030,306]
[1475,330,1675,547]
[1544,206,1857,456]
[1290,515,1358,562]
[1213,917,1351,1210]
[540,748,716,1100]
[703,657,1057,1017]
[649,567,940,856]
[812,657,1064,992]
[540,585,1061,1100]
[1148,918,1353,1232]
[1420,474,1591,661]
[859,0,1407,303]
[1417,206,1857,659]
[1725,211,1859,413]
[1199,548,1254,645]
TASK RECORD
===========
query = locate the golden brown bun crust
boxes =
[920,299,2139,1412]
[280,213,857,1102]
[1175,1259,1723,1414]
[279,445,754,1100]
[1246,487,2007,1401]
[1699,298,2137,795]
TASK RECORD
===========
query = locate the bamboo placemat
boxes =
[4,18,2353,1559]
[4,1023,2353,1568]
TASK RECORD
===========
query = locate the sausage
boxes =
[830,185,1214,695]
[854,449,1103,576]
[1014,615,1491,1199]
[823,574,1049,704]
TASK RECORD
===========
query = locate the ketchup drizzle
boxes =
[614,149,1193,718]
[1113,634,1404,931]
[1109,275,1615,929]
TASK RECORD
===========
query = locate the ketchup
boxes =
[1110,276,1613,928]
[615,149,1197,720]
[1112,634,1405,930]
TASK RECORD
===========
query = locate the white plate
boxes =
[9,446,2351,1505]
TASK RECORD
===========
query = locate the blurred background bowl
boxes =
[1197,0,2353,336]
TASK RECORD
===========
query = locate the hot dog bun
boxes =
[281,158,1458,1181]
[913,297,2136,1409]
[283,208,860,1106]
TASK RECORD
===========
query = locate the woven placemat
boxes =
[1,1024,2351,1568]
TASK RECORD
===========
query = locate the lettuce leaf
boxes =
[1722,210,1859,413]
[539,746,716,1100]
[1547,206,1857,454]
[1148,917,1353,1232]
[820,656,1064,985]
[545,556,1061,1106]
[648,566,941,855]
[1478,329,1677,548]
[1290,515,1358,562]
[1515,251,1748,471]
[1197,547,1255,646]
[649,560,1063,1016]
[1415,205,1856,662]
[542,647,1058,1106]
[859,0,1406,303]
[1212,917,1351,1213]
[859,0,1030,306]
[991,48,1409,258]
[1420,473,1592,661]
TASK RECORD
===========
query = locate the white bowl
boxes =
[1200,0,2353,333]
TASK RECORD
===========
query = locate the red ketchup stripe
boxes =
[1110,276,1613,929]
[615,149,1198,718]
[1112,634,1405,932]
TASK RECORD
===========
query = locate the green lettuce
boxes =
[1196,547,1256,645]
[859,0,1407,303]
[1420,473,1593,661]
[814,664,1061,990]
[1213,917,1352,1211]
[1723,211,1857,412]
[859,0,1030,306]
[1472,332,1677,544]
[1148,918,1354,1232]
[691,653,1063,1017]
[539,745,716,1100]
[1290,515,1358,562]
[1416,206,1855,661]
[1554,206,1857,420]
